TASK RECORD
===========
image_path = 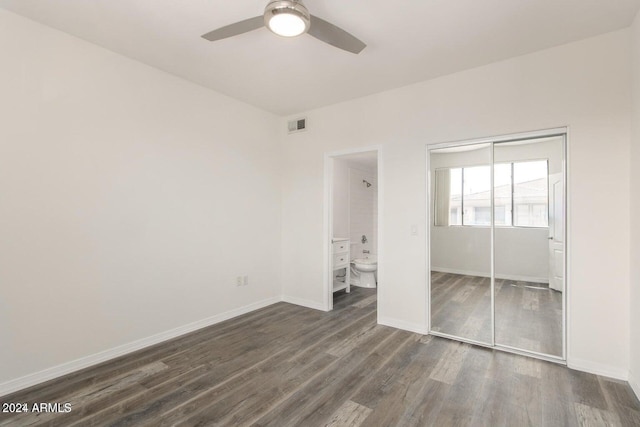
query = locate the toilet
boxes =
[349,242,377,288]
[351,257,377,288]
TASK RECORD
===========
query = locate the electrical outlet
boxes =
[243,275,249,286]
[236,276,243,287]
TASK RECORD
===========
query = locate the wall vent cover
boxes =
[288,118,306,134]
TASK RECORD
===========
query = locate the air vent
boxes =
[288,118,306,134]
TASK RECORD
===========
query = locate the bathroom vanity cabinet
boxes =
[332,238,350,293]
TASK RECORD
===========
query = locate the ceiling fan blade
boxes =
[201,16,264,42]
[308,15,366,54]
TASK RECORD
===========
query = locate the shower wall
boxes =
[332,158,350,238]
[349,167,378,258]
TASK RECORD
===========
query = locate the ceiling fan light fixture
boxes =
[202,0,366,54]
[264,0,310,37]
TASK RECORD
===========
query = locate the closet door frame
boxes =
[426,127,568,364]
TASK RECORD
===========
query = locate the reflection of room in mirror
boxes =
[429,134,565,360]
[495,277,562,356]
[430,271,563,356]
[430,272,492,344]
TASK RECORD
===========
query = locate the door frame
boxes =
[323,145,383,312]
[426,127,569,363]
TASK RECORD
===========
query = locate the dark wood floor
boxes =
[431,272,563,356]
[1,288,639,426]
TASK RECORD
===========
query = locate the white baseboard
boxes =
[0,296,280,398]
[567,357,628,381]
[629,370,640,401]
[431,267,548,284]
[280,295,327,311]
[377,316,429,335]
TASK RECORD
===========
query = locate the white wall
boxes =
[430,227,549,282]
[629,10,640,398]
[0,10,282,391]
[281,30,631,377]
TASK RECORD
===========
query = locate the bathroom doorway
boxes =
[324,147,381,312]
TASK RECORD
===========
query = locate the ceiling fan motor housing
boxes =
[264,0,311,37]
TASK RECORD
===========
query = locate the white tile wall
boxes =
[349,168,378,259]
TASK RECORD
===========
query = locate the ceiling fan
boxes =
[201,0,366,54]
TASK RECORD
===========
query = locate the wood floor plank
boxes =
[276,331,417,427]
[574,402,620,426]
[326,322,378,357]
[434,344,497,426]
[3,302,304,410]
[70,304,360,426]
[68,363,212,427]
[101,310,367,426]
[189,352,338,426]
[429,340,469,385]
[350,294,377,309]
[97,350,289,427]
[324,400,372,427]
[539,365,579,426]
[568,369,611,410]
[1,287,639,427]
[14,362,168,427]
[349,338,425,409]
[120,294,377,426]
[354,337,453,426]
[599,377,640,426]
[249,327,400,427]
[513,354,542,379]
[393,378,450,427]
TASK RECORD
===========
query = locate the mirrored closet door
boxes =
[429,143,493,345]
[428,132,566,361]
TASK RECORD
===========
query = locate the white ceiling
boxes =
[1,0,639,116]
